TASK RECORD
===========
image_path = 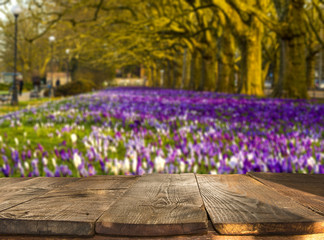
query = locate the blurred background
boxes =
[0,0,323,99]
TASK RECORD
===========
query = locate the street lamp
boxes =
[11,4,22,106]
[65,48,70,83]
[48,35,55,97]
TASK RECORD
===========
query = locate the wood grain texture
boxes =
[96,174,208,237]
[0,178,31,187]
[196,174,324,235]
[248,173,324,216]
[0,177,78,212]
[0,176,137,236]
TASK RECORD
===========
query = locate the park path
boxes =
[18,89,45,102]
[18,91,31,102]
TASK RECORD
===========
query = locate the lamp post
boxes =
[11,5,22,106]
[65,48,70,83]
[48,35,55,97]
[319,28,323,89]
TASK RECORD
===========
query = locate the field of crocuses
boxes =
[0,87,323,177]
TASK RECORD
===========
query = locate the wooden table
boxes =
[0,173,323,239]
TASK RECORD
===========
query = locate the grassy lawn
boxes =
[0,97,63,115]
[0,88,323,177]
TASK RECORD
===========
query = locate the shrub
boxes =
[0,83,10,91]
[54,80,96,97]
[24,81,33,91]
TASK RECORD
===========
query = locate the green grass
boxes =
[0,97,63,115]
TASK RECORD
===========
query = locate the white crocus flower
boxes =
[307,157,316,168]
[109,146,117,153]
[123,157,131,172]
[132,159,137,172]
[229,156,238,168]
[247,153,254,161]
[51,158,57,168]
[154,155,165,172]
[180,161,186,173]
[73,153,82,168]
[24,162,29,170]
[210,170,217,175]
[14,138,19,146]
[42,157,48,165]
[71,133,77,144]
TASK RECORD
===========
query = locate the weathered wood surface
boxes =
[0,176,138,236]
[0,174,323,238]
[0,223,324,240]
[249,173,324,216]
[196,174,324,235]
[0,178,31,187]
[0,177,78,212]
[96,174,208,237]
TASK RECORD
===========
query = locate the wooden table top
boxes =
[0,173,323,239]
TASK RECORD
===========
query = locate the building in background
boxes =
[1,72,22,84]
[46,72,71,86]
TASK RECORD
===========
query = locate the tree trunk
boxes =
[239,19,264,96]
[198,54,206,91]
[281,35,307,98]
[166,59,172,88]
[306,53,316,89]
[271,48,281,97]
[172,61,177,88]
[217,28,235,93]
[150,66,155,87]
[281,0,308,99]
[189,51,197,90]
[181,48,187,89]
[205,57,217,91]
[262,61,271,92]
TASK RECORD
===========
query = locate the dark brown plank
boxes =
[0,176,138,236]
[0,177,78,212]
[197,174,324,235]
[96,174,208,237]
[248,173,324,216]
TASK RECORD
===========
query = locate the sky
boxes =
[0,0,17,20]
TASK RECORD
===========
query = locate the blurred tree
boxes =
[0,0,322,99]
[227,0,311,98]
[209,0,269,96]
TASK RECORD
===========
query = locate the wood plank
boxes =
[61,175,137,190]
[0,177,78,212]
[96,174,208,237]
[1,235,324,240]
[196,174,324,235]
[1,222,324,240]
[0,177,79,190]
[0,178,31,187]
[248,173,324,216]
[0,176,138,236]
